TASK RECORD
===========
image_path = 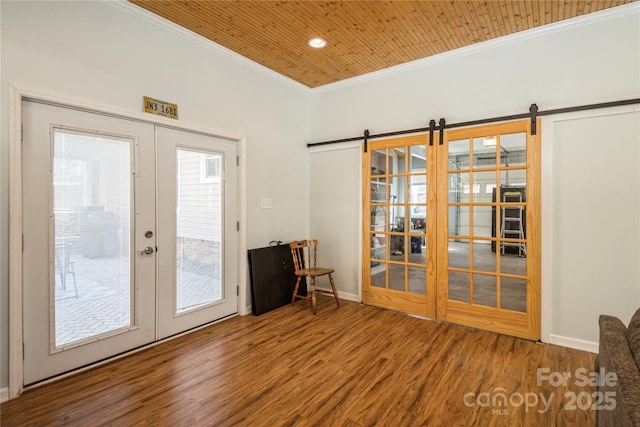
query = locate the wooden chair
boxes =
[289,240,340,314]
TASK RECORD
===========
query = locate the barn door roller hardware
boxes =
[308,98,640,149]
[530,104,538,135]
[363,129,369,153]
[439,118,446,145]
[428,119,436,146]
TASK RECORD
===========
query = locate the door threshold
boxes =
[22,313,238,393]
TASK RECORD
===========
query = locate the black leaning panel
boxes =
[247,243,307,315]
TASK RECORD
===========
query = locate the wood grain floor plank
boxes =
[2,298,596,426]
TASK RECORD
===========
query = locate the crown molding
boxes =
[311,2,640,94]
[102,0,311,93]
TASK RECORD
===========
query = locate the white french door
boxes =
[156,127,237,339]
[22,100,238,385]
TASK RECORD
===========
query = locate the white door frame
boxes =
[8,84,248,399]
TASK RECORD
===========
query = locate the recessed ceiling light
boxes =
[308,38,327,49]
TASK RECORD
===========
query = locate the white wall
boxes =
[0,1,311,390]
[548,109,640,344]
[308,4,640,349]
[310,145,361,301]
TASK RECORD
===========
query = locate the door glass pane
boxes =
[408,266,426,295]
[386,148,396,175]
[473,136,497,168]
[176,149,223,314]
[371,205,387,232]
[371,177,387,203]
[388,264,406,291]
[391,206,405,233]
[500,250,527,276]
[449,139,470,170]
[371,149,387,175]
[389,234,405,262]
[500,277,527,312]
[408,174,426,204]
[500,132,527,167]
[498,186,527,257]
[448,239,469,269]
[473,273,496,307]
[389,176,406,204]
[472,206,493,238]
[371,233,386,260]
[448,271,469,302]
[409,204,426,258]
[500,170,526,188]
[408,236,426,265]
[473,240,496,273]
[390,203,406,261]
[450,205,470,237]
[371,262,386,288]
[409,205,426,232]
[449,172,470,203]
[391,147,406,174]
[409,145,426,172]
[53,129,132,348]
[474,171,496,204]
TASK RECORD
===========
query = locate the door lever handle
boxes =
[138,246,154,255]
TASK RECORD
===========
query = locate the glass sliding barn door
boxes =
[437,120,541,340]
[362,120,541,340]
[363,135,437,318]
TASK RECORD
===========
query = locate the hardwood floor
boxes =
[2,298,596,426]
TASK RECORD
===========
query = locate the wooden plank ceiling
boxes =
[129,1,634,88]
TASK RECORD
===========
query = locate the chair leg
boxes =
[328,273,340,307]
[310,277,317,315]
[68,262,78,299]
[291,276,302,305]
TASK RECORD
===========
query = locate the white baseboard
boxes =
[549,334,599,354]
[1,387,9,403]
[316,288,360,303]
[242,290,359,317]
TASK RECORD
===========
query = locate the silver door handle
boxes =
[138,246,154,255]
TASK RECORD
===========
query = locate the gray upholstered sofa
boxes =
[595,307,640,426]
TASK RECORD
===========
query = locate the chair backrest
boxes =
[289,239,319,273]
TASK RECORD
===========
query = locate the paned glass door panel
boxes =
[175,149,224,313]
[362,120,539,340]
[53,129,133,347]
[437,120,540,340]
[156,127,238,340]
[363,135,436,318]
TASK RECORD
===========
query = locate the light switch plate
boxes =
[261,198,272,209]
